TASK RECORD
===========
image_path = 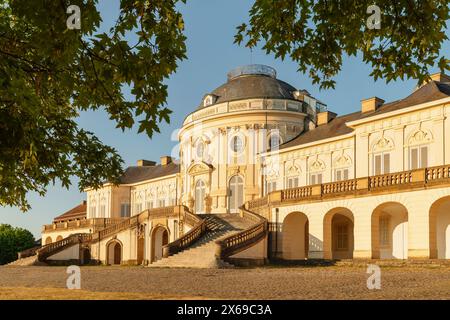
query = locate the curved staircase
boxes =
[148,214,254,268]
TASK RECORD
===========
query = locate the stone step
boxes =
[148,214,254,269]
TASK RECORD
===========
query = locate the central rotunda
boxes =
[177,64,324,214]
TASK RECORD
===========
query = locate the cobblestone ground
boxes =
[0,265,449,299]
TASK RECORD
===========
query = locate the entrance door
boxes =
[229,175,244,213]
[114,243,121,265]
[195,180,205,213]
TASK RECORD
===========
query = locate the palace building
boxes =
[37,65,450,267]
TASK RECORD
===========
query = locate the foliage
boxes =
[0,0,186,210]
[236,0,450,89]
[0,224,35,264]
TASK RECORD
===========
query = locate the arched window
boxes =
[229,175,244,213]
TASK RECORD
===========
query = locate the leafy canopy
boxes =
[235,0,450,89]
[0,224,35,264]
[0,0,186,210]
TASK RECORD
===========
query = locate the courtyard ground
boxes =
[0,264,449,300]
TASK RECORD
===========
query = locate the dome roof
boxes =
[198,65,297,109]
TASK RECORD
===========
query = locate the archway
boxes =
[55,235,63,242]
[44,237,52,245]
[195,180,206,213]
[429,196,450,259]
[151,226,169,262]
[107,240,122,265]
[371,202,408,259]
[228,175,244,213]
[323,208,354,259]
[282,212,309,260]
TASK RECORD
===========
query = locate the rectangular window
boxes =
[335,169,349,181]
[410,146,428,169]
[310,173,322,185]
[159,199,165,208]
[286,177,299,189]
[120,203,130,218]
[89,206,96,218]
[99,205,106,218]
[373,152,390,175]
[146,201,153,210]
[266,181,277,194]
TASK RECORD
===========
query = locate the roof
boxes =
[198,74,297,109]
[53,201,87,222]
[119,162,179,184]
[280,111,361,149]
[279,80,450,150]
[359,80,450,119]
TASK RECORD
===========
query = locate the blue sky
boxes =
[1,0,449,238]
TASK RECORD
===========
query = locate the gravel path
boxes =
[0,265,449,299]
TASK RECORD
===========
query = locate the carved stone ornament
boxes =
[334,152,352,168]
[373,135,394,152]
[408,128,432,146]
[309,158,325,172]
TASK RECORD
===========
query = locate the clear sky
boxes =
[1,0,449,238]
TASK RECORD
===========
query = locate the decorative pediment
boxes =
[334,153,352,168]
[187,162,213,176]
[309,158,325,172]
[372,136,394,152]
[408,128,433,146]
[286,165,300,177]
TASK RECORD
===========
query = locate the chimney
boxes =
[82,200,87,205]
[136,159,156,167]
[317,111,337,126]
[430,72,450,83]
[361,97,384,113]
[160,156,172,166]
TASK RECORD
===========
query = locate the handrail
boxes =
[215,205,268,260]
[43,217,125,232]
[162,206,207,258]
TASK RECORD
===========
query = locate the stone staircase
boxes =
[148,214,254,269]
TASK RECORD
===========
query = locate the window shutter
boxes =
[343,169,349,180]
[411,148,418,169]
[311,174,316,185]
[336,170,341,181]
[420,146,428,168]
[317,173,323,184]
[383,153,390,174]
[375,154,381,175]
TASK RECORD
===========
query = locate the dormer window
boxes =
[203,94,216,107]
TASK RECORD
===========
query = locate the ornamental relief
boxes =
[372,135,394,152]
[309,158,326,172]
[407,128,433,146]
[334,152,352,169]
[285,165,300,177]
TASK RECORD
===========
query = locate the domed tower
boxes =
[178,65,324,214]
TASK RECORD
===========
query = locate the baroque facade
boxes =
[39,65,450,266]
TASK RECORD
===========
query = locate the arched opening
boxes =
[107,240,122,265]
[44,237,52,245]
[371,202,408,259]
[195,180,206,213]
[282,212,309,260]
[55,235,63,242]
[151,226,169,263]
[429,196,450,259]
[323,208,354,259]
[228,175,244,213]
